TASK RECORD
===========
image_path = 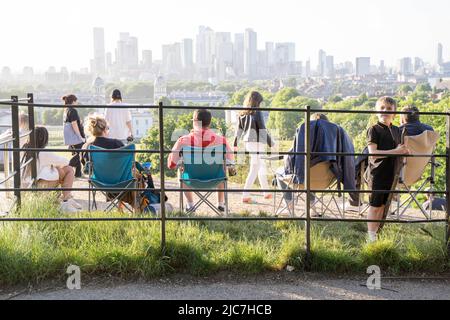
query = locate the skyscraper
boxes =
[379,60,385,74]
[355,57,371,76]
[414,57,424,73]
[244,28,257,79]
[142,50,153,70]
[325,55,334,78]
[92,27,106,75]
[162,43,181,75]
[116,32,139,70]
[181,39,194,69]
[233,33,245,76]
[438,43,443,65]
[265,42,275,68]
[196,26,215,68]
[399,57,413,75]
[305,59,311,78]
[318,49,327,77]
[214,32,233,81]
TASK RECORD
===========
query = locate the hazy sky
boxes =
[1,0,449,72]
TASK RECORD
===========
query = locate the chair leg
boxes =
[88,183,91,212]
[179,181,184,214]
[225,181,229,217]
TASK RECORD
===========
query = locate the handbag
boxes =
[63,122,84,146]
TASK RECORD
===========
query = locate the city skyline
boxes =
[1,0,449,72]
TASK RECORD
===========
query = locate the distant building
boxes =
[325,55,334,78]
[438,43,443,66]
[356,57,371,76]
[131,111,153,138]
[399,57,413,75]
[92,27,106,75]
[116,32,139,70]
[244,28,257,79]
[142,50,153,70]
[153,75,167,103]
[233,33,245,76]
[318,49,326,76]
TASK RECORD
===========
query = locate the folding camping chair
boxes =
[87,144,137,213]
[272,161,344,218]
[178,145,228,216]
[392,130,440,219]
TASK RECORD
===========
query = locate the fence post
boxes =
[305,105,311,269]
[27,93,37,187]
[159,101,167,255]
[11,96,21,209]
[446,114,450,257]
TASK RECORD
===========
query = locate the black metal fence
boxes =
[0,93,449,265]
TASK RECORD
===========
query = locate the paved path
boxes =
[2,273,449,300]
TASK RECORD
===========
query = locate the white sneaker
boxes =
[367,232,378,243]
[66,198,82,210]
[60,201,81,213]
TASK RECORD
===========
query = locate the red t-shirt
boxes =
[167,128,234,169]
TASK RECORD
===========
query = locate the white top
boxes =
[104,102,132,140]
[36,152,70,181]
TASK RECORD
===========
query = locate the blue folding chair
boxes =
[87,144,137,213]
[179,145,228,216]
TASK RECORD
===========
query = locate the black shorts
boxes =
[369,183,393,207]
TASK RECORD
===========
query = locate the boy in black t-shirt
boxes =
[366,97,409,242]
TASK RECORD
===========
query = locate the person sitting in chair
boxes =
[81,114,134,210]
[168,109,235,213]
[399,105,434,136]
[422,189,447,212]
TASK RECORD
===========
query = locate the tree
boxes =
[398,84,413,96]
[329,95,343,103]
[267,93,319,140]
[415,83,432,93]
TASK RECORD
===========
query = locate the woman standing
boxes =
[104,89,133,145]
[233,91,274,203]
[63,94,85,178]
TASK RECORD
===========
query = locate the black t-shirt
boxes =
[65,107,85,138]
[92,137,124,149]
[367,122,401,187]
[81,137,124,166]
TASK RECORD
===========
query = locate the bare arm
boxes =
[126,120,132,136]
[71,121,83,140]
[368,143,409,160]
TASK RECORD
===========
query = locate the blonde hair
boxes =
[85,114,108,138]
[376,96,397,109]
[240,91,264,116]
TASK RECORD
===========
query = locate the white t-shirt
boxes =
[37,152,70,181]
[104,102,132,140]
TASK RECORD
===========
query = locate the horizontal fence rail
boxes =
[0,94,449,263]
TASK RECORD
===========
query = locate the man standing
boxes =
[105,89,133,145]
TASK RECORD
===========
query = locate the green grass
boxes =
[0,193,448,286]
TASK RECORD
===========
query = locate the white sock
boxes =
[368,231,377,242]
[218,202,225,207]
[187,202,194,209]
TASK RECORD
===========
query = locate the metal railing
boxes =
[0,94,36,212]
[0,95,449,265]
